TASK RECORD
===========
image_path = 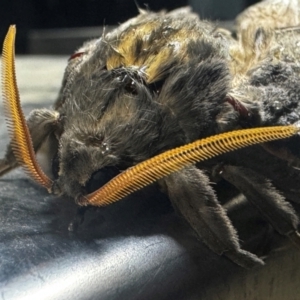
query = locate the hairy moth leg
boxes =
[218,164,300,249]
[0,109,59,176]
[161,165,264,268]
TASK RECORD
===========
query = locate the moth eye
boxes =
[68,51,85,61]
[124,80,138,95]
[85,166,120,194]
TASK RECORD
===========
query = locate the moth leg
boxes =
[217,164,300,249]
[0,109,59,176]
[161,165,264,268]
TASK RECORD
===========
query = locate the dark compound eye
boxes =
[85,166,120,194]
[68,51,85,61]
[124,80,138,95]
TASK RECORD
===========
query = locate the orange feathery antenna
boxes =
[1,25,52,191]
[82,125,300,206]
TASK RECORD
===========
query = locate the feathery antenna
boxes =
[2,25,52,191]
[82,125,300,206]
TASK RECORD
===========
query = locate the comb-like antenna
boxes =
[2,25,52,191]
[81,125,300,206]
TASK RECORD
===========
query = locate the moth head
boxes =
[51,66,183,198]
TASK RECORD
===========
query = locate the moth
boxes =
[1,1,300,268]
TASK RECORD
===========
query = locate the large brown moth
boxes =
[2,2,300,268]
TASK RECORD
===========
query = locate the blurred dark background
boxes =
[0,0,259,54]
